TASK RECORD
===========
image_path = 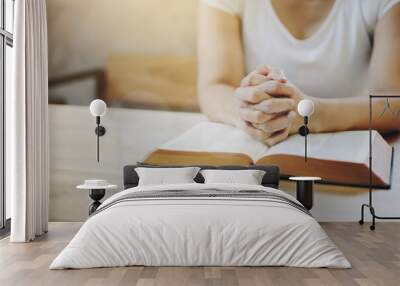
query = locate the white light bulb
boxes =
[89,99,107,117]
[297,99,314,117]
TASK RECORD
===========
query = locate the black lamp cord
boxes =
[304,116,308,162]
[96,116,100,162]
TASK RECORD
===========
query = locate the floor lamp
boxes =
[359,95,399,230]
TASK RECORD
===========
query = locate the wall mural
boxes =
[47,0,400,222]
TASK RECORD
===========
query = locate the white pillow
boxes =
[200,169,266,185]
[135,167,200,186]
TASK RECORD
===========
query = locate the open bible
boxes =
[144,122,394,188]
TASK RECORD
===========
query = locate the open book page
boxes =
[154,121,392,186]
[160,121,269,162]
[267,131,374,163]
[264,130,391,185]
[370,131,393,184]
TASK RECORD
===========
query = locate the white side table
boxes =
[77,180,117,215]
[289,177,321,210]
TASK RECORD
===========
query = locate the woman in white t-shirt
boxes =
[198,0,400,146]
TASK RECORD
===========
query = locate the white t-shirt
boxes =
[202,0,400,98]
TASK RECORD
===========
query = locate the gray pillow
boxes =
[200,169,266,185]
[135,167,200,186]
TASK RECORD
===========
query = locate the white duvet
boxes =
[50,183,350,269]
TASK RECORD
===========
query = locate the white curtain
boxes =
[8,0,49,242]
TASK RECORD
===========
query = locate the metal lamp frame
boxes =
[359,94,400,230]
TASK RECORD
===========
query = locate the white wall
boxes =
[47,0,198,105]
[47,0,197,77]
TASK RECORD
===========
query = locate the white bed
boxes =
[50,183,350,269]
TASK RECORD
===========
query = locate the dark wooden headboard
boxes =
[123,165,280,189]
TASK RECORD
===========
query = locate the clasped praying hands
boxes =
[235,66,309,146]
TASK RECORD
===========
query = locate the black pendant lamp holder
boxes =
[95,116,106,162]
[298,116,310,162]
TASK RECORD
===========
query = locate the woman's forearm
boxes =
[197,3,244,128]
[312,96,400,133]
[199,85,400,135]
[198,83,241,127]
[199,86,400,135]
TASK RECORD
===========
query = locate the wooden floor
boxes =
[0,222,399,286]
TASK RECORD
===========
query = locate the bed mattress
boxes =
[50,183,350,269]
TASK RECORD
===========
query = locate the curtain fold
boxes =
[9,0,49,242]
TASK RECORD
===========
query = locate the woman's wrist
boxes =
[289,97,326,134]
[308,98,350,133]
[308,98,327,133]
[225,98,243,128]
[287,97,328,134]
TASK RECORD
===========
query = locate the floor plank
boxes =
[0,222,399,286]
